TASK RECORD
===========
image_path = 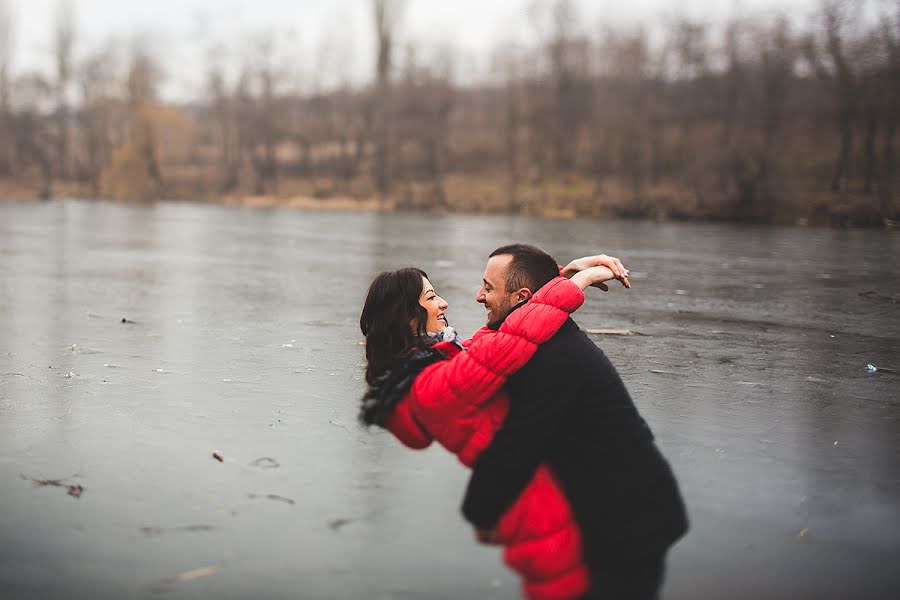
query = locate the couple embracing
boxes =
[359,244,688,600]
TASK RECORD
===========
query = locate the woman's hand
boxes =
[474,527,502,546]
[570,265,627,291]
[564,254,631,290]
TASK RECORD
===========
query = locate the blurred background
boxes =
[0,0,896,225]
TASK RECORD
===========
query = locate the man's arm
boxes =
[461,341,576,532]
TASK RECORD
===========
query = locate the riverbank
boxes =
[1,172,894,228]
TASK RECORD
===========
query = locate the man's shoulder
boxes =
[546,317,589,347]
[508,319,590,391]
[520,318,582,366]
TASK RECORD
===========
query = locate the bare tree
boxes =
[10,74,54,198]
[77,44,119,195]
[0,0,14,176]
[418,45,454,210]
[97,43,165,201]
[233,67,256,193]
[127,47,165,195]
[717,19,749,195]
[54,0,75,179]
[310,35,363,194]
[330,86,365,194]
[805,0,863,195]
[239,35,281,195]
[746,16,796,220]
[205,50,240,193]
[601,27,653,208]
[390,42,453,209]
[372,0,404,197]
[493,45,525,211]
[545,0,591,171]
[877,1,899,217]
[857,27,885,195]
[666,17,712,204]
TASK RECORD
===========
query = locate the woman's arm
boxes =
[563,254,631,290]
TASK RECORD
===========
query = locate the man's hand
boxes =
[563,254,631,290]
[474,528,502,545]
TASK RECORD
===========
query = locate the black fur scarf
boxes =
[359,344,447,427]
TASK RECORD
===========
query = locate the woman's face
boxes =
[418,276,449,333]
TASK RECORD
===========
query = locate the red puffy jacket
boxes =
[383,277,590,600]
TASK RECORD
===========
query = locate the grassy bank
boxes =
[2,171,893,228]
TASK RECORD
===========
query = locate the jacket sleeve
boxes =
[384,399,434,449]
[461,346,575,530]
[462,326,492,347]
[410,277,583,422]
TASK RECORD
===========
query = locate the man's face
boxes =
[476,255,522,326]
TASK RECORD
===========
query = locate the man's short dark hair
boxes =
[490,244,559,294]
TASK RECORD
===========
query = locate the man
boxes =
[463,244,688,600]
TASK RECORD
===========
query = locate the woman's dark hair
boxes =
[360,267,430,386]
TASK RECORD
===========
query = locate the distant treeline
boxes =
[0,0,897,225]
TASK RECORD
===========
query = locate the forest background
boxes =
[0,0,897,226]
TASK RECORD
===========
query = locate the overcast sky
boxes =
[5,0,820,99]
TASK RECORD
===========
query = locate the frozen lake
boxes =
[1,199,898,599]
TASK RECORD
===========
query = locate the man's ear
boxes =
[514,288,534,303]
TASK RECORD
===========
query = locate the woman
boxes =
[359,256,627,600]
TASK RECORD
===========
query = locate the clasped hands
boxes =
[563,254,631,292]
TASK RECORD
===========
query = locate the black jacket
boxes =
[462,318,688,565]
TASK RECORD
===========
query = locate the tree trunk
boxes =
[880,114,896,217]
[372,0,395,197]
[863,109,878,194]
[505,83,519,212]
[830,105,853,195]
